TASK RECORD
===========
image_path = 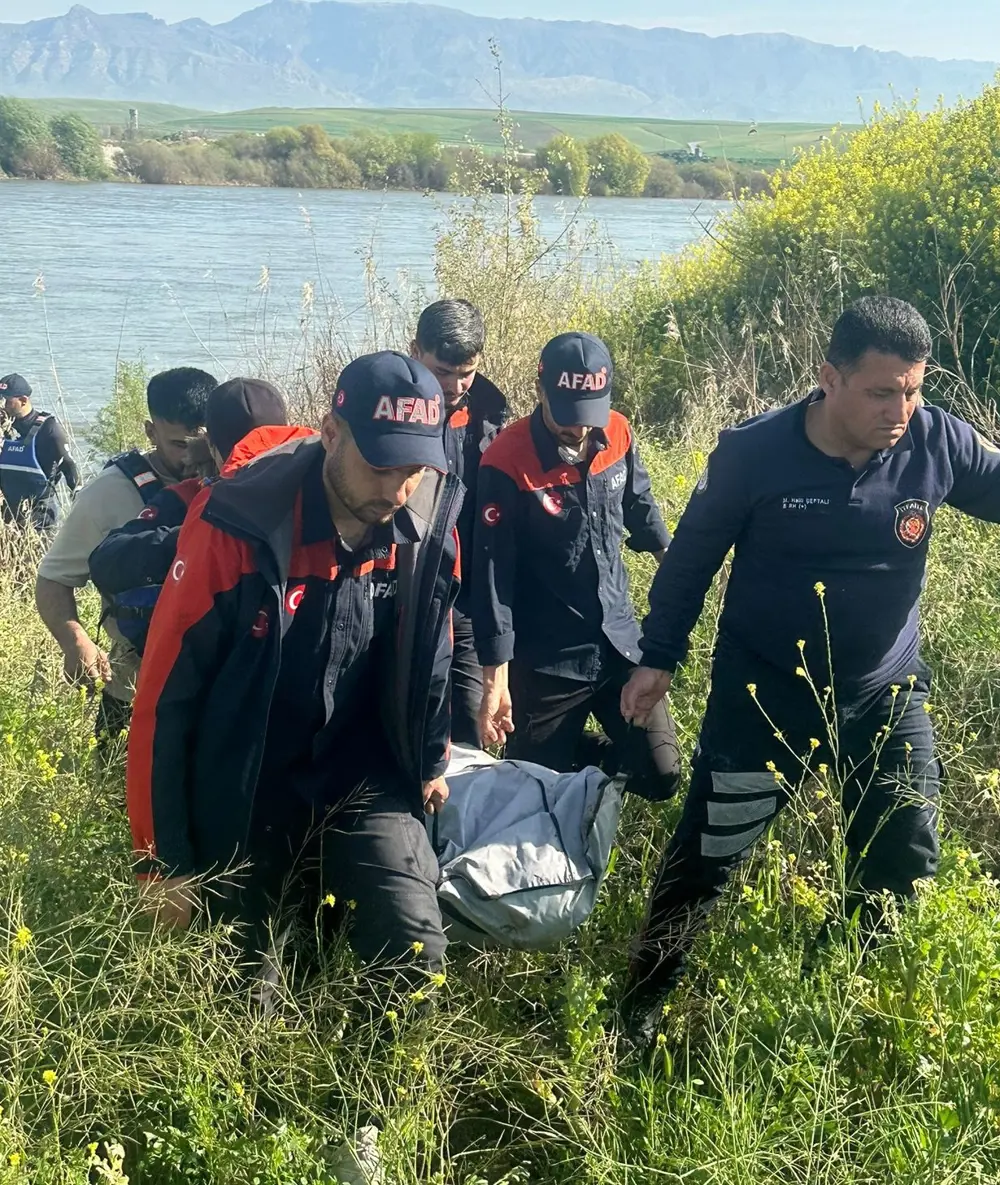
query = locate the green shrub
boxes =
[598,83,1000,426]
[49,113,108,181]
[537,133,591,197]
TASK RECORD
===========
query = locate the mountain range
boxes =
[0,1,997,121]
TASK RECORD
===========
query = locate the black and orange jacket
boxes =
[89,427,317,598]
[472,406,670,681]
[443,373,507,613]
[126,432,464,879]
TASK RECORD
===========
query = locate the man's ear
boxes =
[409,339,420,361]
[535,378,546,405]
[320,412,339,452]
[818,361,839,397]
[143,419,156,447]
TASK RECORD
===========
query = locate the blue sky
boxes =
[9,0,1000,62]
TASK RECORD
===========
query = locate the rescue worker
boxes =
[620,296,1000,1045]
[126,352,462,977]
[474,331,680,799]
[0,373,78,530]
[410,299,507,748]
[88,377,297,649]
[35,367,216,742]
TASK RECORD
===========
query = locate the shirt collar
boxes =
[300,447,420,549]
[13,409,39,436]
[529,404,607,471]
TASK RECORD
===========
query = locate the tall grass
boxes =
[3,95,1000,1185]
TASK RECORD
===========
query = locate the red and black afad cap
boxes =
[333,351,447,473]
[0,373,32,399]
[538,332,613,428]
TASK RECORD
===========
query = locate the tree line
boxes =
[0,96,770,200]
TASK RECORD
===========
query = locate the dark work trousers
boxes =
[630,656,941,991]
[506,649,682,801]
[450,610,484,749]
[223,773,447,976]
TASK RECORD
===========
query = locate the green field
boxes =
[30,96,852,166]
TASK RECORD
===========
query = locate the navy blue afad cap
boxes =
[538,332,614,428]
[333,351,447,473]
[0,373,32,399]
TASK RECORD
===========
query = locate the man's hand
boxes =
[422,775,450,816]
[479,664,515,747]
[621,666,672,728]
[63,636,112,694]
[141,875,196,930]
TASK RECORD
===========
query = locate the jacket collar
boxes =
[528,404,608,472]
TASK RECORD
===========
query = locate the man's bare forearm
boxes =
[35,576,89,653]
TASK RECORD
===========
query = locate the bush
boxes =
[0,96,54,176]
[86,359,148,458]
[537,133,590,197]
[644,155,683,199]
[599,83,1000,424]
[49,112,108,180]
[587,133,651,197]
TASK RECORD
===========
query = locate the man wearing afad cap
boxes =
[127,352,463,976]
[473,332,681,800]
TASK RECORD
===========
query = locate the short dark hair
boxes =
[827,296,932,372]
[146,367,217,429]
[415,299,485,365]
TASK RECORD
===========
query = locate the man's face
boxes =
[538,386,591,449]
[145,418,205,480]
[4,396,29,419]
[410,345,479,408]
[820,350,926,453]
[321,414,426,526]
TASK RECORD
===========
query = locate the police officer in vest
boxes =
[0,374,78,530]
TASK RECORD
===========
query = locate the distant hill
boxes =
[0,0,996,121]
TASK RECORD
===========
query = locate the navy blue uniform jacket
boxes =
[473,406,670,681]
[641,392,1000,707]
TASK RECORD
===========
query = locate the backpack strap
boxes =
[105,449,164,506]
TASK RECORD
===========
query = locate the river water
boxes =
[0,181,727,424]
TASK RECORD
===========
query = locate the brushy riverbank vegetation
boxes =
[4,85,1000,1184]
[0,93,768,200]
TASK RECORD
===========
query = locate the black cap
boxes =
[0,374,32,399]
[205,378,289,461]
[333,351,447,472]
[537,332,613,428]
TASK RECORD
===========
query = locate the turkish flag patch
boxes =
[894,499,930,548]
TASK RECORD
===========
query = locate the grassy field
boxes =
[29,96,850,165]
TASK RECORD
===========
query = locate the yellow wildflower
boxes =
[12,927,32,952]
[429,971,447,988]
[8,1152,21,1167]
[347,899,357,911]
[796,639,806,650]
[322,893,336,908]
[411,940,425,955]
[746,682,757,696]
[814,581,826,596]
[795,666,807,678]
[809,738,820,750]
[42,1069,56,1087]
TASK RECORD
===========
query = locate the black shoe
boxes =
[619,958,684,1051]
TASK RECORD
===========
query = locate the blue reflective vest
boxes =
[0,414,53,524]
